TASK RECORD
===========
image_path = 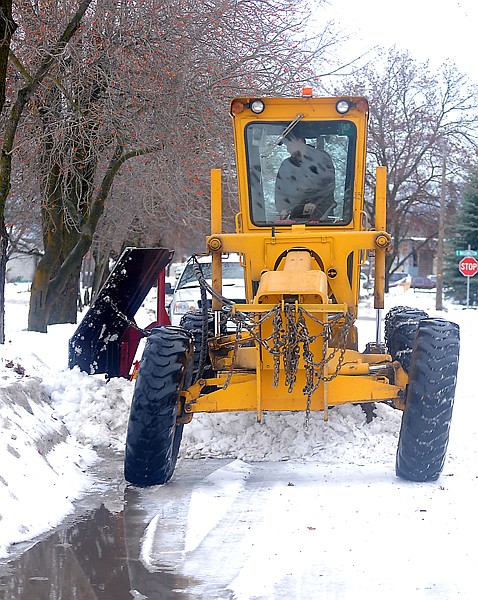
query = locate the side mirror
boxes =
[164,282,173,295]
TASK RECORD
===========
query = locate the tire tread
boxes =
[124,327,192,486]
[396,318,459,481]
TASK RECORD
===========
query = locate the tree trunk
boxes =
[28,259,53,333]
[0,1,16,343]
[48,267,82,325]
[47,207,82,325]
[0,217,7,342]
[0,1,16,113]
[28,231,85,331]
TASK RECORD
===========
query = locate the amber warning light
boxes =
[302,87,313,97]
[230,99,245,115]
[356,98,369,113]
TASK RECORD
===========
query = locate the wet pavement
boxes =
[0,451,356,600]
[0,451,201,600]
[2,440,435,599]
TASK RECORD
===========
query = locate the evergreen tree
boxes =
[444,164,478,305]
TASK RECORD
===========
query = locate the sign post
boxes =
[458,253,478,308]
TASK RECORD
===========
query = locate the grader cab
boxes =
[124,93,460,487]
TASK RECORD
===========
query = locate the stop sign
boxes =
[459,256,478,277]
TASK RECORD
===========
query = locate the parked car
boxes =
[388,272,411,287]
[410,276,436,289]
[169,254,246,326]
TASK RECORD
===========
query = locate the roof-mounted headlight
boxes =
[335,99,352,114]
[250,99,265,114]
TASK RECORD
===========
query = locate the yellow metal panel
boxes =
[374,166,388,309]
[255,270,328,303]
[282,249,311,270]
[233,302,347,313]
[211,251,222,311]
[185,371,403,414]
[375,166,387,231]
[210,169,222,234]
[213,346,257,370]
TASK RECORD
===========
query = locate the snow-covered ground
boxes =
[0,282,476,595]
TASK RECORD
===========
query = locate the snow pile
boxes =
[43,368,135,450]
[180,403,401,463]
[0,284,97,557]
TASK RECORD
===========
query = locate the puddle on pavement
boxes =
[0,489,199,600]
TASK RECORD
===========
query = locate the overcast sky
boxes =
[320,0,478,83]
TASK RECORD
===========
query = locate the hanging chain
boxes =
[105,297,151,336]
[222,304,355,414]
[271,308,285,387]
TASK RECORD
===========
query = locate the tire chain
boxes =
[224,304,355,424]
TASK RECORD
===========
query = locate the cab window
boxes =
[245,120,357,226]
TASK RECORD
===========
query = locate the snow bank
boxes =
[0,378,97,557]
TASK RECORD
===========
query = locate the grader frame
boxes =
[180,94,404,421]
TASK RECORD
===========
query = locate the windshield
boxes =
[245,120,357,226]
[177,261,244,289]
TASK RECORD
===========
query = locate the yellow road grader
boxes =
[70,92,460,486]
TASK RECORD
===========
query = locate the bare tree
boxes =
[333,48,478,280]
[0,0,15,112]
[7,0,339,331]
[0,0,93,340]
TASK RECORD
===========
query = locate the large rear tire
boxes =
[385,306,428,372]
[124,327,193,486]
[395,318,460,482]
[180,308,214,381]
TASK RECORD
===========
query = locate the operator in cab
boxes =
[275,131,336,221]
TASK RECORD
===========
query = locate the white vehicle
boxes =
[169,254,246,326]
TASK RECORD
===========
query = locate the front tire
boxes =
[395,318,460,482]
[124,327,193,486]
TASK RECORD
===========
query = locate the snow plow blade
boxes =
[68,247,173,378]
